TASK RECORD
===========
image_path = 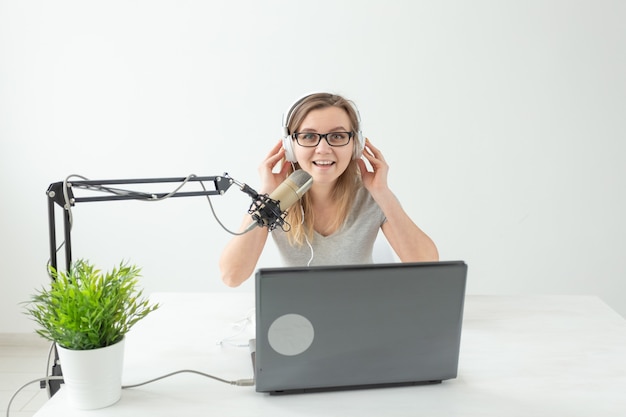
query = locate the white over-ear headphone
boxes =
[282,94,365,163]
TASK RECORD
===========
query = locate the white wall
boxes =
[1,0,625,333]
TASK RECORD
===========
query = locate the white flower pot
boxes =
[56,338,125,409]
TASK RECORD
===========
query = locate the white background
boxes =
[1,0,624,333]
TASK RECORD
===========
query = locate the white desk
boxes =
[34,293,626,416]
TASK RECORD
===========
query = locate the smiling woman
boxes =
[218,92,439,287]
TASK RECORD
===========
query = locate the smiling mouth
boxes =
[313,161,335,166]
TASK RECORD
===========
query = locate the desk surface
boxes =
[34,293,626,417]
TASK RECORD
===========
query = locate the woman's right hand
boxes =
[258,140,291,194]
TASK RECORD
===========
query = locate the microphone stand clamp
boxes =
[247,194,291,232]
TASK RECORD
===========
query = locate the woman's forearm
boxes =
[218,218,269,287]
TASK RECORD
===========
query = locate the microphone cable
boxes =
[300,204,314,266]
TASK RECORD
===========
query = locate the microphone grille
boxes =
[289,170,312,187]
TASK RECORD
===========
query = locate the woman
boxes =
[219,93,438,287]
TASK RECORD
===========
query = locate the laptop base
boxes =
[267,379,443,396]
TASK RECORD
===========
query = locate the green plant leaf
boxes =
[23,259,159,350]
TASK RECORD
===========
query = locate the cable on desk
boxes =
[216,307,255,348]
[6,376,65,417]
[122,369,255,389]
[6,371,253,417]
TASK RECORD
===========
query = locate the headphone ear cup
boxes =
[283,135,297,162]
[353,131,365,160]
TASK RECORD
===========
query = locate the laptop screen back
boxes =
[253,261,468,394]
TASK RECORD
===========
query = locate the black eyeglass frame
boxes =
[292,131,355,147]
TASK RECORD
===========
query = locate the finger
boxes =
[278,159,291,176]
[356,158,367,174]
[357,155,375,174]
[364,138,385,160]
[265,140,285,161]
[361,145,381,166]
[267,149,286,171]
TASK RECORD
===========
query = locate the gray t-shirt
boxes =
[271,187,386,266]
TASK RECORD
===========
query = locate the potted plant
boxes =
[24,259,159,409]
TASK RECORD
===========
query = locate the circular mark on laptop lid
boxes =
[267,314,315,356]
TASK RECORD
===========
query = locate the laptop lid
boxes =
[253,260,468,394]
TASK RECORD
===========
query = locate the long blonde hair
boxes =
[282,93,362,246]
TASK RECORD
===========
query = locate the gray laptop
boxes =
[251,260,468,395]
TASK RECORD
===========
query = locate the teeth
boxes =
[315,161,333,165]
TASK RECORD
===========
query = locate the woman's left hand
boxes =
[357,138,390,195]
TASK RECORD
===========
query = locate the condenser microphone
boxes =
[244,170,313,232]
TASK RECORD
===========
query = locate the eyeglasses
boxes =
[292,131,354,147]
